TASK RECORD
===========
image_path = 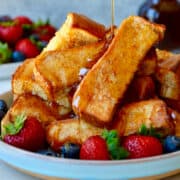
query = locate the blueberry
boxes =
[0,110,6,121]
[60,143,80,159]
[0,15,12,22]
[12,51,26,62]
[37,148,58,157]
[163,136,180,153]
[0,99,8,113]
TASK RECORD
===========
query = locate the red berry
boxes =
[80,135,110,160]
[3,117,46,151]
[14,16,33,26]
[34,25,56,41]
[15,38,40,58]
[0,24,23,44]
[122,135,163,159]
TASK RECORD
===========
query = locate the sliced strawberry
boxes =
[3,115,46,151]
[122,135,163,159]
[15,38,40,58]
[80,135,110,160]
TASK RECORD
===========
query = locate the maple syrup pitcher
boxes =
[138,0,180,52]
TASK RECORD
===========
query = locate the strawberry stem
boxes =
[102,129,129,160]
[2,114,26,138]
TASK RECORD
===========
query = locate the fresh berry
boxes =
[102,130,129,160]
[80,135,110,160]
[34,24,56,41]
[60,143,80,159]
[29,34,40,41]
[0,23,23,44]
[0,99,8,113]
[12,50,26,62]
[37,148,58,157]
[0,42,12,64]
[0,110,6,121]
[3,115,46,151]
[15,38,40,58]
[14,16,33,26]
[163,136,180,153]
[0,15,12,22]
[122,135,163,159]
[36,40,48,51]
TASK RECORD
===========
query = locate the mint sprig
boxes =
[102,129,129,160]
[2,114,26,138]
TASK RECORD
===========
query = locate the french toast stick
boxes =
[12,12,106,102]
[112,99,174,136]
[46,118,103,150]
[47,100,174,148]
[72,16,165,126]
[1,94,59,135]
[34,41,106,102]
[12,59,47,100]
[43,12,106,52]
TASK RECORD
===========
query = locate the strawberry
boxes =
[15,38,40,58]
[14,16,33,26]
[0,22,23,44]
[122,135,163,159]
[2,115,46,151]
[80,135,110,160]
[34,24,56,41]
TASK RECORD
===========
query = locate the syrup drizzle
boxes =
[111,0,115,36]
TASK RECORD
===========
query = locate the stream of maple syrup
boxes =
[111,0,115,35]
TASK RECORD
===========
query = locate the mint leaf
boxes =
[102,129,129,160]
[2,114,26,138]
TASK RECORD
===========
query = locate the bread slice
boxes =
[43,12,106,52]
[12,59,48,100]
[34,41,106,103]
[72,16,165,126]
[1,94,60,135]
[111,99,174,136]
[46,118,103,150]
[12,12,106,98]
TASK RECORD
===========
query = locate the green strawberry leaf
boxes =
[102,129,129,160]
[0,42,12,64]
[2,114,26,138]
[22,24,33,31]
[139,124,162,139]
[33,18,50,28]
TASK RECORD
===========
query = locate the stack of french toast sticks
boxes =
[1,13,180,150]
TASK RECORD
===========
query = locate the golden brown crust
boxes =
[34,41,106,101]
[72,16,165,126]
[43,12,106,52]
[1,94,60,134]
[112,99,174,136]
[46,118,104,149]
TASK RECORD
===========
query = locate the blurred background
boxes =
[0,0,144,27]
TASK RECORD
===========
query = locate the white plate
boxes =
[0,91,180,180]
[0,62,22,80]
